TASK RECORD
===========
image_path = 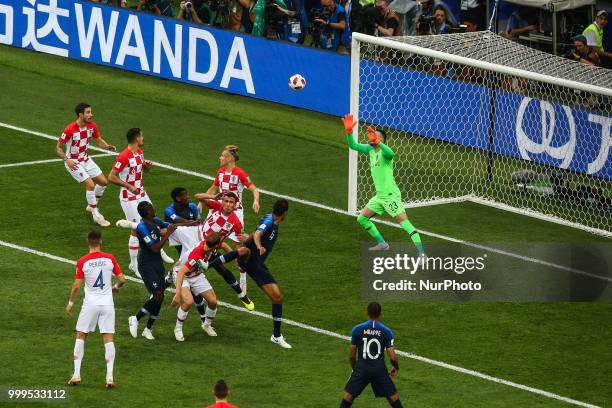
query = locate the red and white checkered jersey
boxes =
[75,252,122,306]
[113,148,146,201]
[214,166,252,209]
[183,242,214,277]
[202,200,242,240]
[58,121,100,163]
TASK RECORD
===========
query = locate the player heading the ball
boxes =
[343,114,425,256]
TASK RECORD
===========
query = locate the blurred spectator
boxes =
[461,10,477,32]
[177,0,211,23]
[432,5,448,34]
[315,0,351,51]
[137,0,172,16]
[504,7,537,42]
[374,0,402,36]
[251,0,294,37]
[461,0,485,31]
[389,0,418,36]
[206,379,238,408]
[566,34,601,66]
[227,0,252,31]
[582,10,612,68]
[92,0,127,7]
[418,0,457,26]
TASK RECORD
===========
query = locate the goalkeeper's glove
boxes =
[342,114,357,135]
[197,259,209,271]
[367,126,380,146]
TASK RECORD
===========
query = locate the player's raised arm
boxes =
[248,183,260,213]
[343,114,372,154]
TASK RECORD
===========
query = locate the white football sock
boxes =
[94,184,107,201]
[204,306,216,326]
[128,235,139,266]
[176,307,188,327]
[73,339,85,378]
[104,342,115,380]
[85,190,100,217]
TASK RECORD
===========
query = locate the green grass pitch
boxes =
[0,44,611,407]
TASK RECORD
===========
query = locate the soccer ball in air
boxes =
[289,74,306,91]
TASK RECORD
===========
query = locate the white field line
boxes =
[0,239,600,408]
[0,153,114,169]
[1,121,608,283]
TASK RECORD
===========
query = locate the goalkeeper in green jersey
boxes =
[342,114,425,254]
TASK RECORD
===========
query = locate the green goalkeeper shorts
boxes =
[366,193,405,218]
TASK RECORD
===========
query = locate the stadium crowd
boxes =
[86,0,610,65]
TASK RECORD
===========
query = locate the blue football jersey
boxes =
[351,320,394,370]
[245,214,278,263]
[136,217,170,265]
[164,202,200,223]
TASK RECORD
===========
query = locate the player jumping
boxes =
[340,302,404,408]
[108,128,174,276]
[342,114,424,255]
[56,103,116,227]
[65,230,126,388]
[238,199,291,349]
[196,145,261,294]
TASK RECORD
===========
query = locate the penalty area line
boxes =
[0,238,600,408]
[2,120,610,283]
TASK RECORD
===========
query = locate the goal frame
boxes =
[348,32,612,238]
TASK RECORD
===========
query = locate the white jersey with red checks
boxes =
[76,252,122,306]
[183,242,213,277]
[58,121,100,163]
[202,200,243,241]
[113,148,146,201]
[214,166,252,209]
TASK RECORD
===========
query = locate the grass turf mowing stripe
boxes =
[2,120,609,284]
[0,238,601,408]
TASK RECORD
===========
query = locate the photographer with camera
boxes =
[177,0,211,24]
[566,35,601,66]
[431,5,449,33]
[137,0,172,16]
[374,0,401,36]
[314,0,351,52]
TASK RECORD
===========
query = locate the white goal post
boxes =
[348,31,612,238]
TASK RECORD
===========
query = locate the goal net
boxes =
[349,31,612,238]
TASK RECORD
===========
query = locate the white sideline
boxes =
[1,121,609,283]
[0,153,114,169]
[0,239,600,408]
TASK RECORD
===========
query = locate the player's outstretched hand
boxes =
[107,144,117,152]
[253,200,260,213]
[65,304,73,314]
[143,160,153,169]
[367,126,380,146]
[165,224,178,235]
[171,293,181,307]
[342,114,357,135]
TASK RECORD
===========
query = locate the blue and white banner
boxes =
[494,91,612,180]
[0,0,350,115]
[360,62,611,181]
